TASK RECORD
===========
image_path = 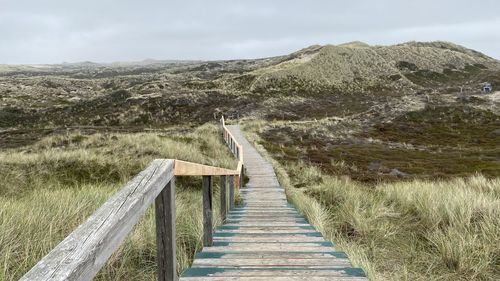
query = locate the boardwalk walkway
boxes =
[180,125,368,280]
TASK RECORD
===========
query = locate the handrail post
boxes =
[229,175,235,209]
[220,175,227,222]
[202,176,213,246]
[155,178,177,281]
[235,175,240,192]
[240,165,244,189]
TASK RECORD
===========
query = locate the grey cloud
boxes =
[1,0,499,63]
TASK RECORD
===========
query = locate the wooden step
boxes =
[216,229,318,234]
[195,251,349,259]
[227,215,304,219]
[192,258,351,268]
[202,245,337,253]
[223,222,310,226]
[213,237,326,243]
[181,267,367,280]
[214,232,323,237]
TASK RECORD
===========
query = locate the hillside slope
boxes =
[0,41,499,137]
[250,41,500,94]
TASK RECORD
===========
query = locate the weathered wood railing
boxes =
[21,122,245,281]
[221,116,244,189]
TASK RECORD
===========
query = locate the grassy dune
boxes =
[0,124,237,280]
[251,42,500,95]
[243,121,500,281]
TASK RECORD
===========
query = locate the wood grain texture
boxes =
[156,178,177,281]
[239,164,244,189]
[203,175,213,246]
[21,159,175,281]
[175,160,239,176]
[229,175,235,210]
[220,176,227,222]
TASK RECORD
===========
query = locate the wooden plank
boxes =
[192,258,351,267]
[182,276,368,281]
[217,225,315,230]
[181,266,368,280]
[224,224,310,228]
[203,176,213,246]
[239,164,244,189]
[213,232,322,238]
[216,229,318,234]
[155,178,177,281]
[220,176,227,222]
[240,196,286,199]
[236,161,243,173]
[235,180,242,190]
[195,252,349,259]
[227,219,305,223]
[21,159,175,281]
[229,175,235,210]
[240,192,284,195]
[221,117,243,162]
[229,208,295,212]
[184,264,365,277]
[213,236,326,243]
[227,214,302,218]
[175,160,239,176]
[202,245,337,253]
[242,201,288,204]
[239,189,284,193]
[242,199,288,202]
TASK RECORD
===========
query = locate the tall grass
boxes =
[0,124,237,280]
[242,120,500,281]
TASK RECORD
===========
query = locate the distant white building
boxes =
[482,82,493,93]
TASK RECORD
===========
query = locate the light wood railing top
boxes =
[174,159,239,176]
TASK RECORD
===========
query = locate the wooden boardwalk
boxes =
[180,125,368,280]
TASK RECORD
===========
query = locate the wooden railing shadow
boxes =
[21,117,243,281]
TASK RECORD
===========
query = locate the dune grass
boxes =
[242,120,500,281]
[0,123,238,281]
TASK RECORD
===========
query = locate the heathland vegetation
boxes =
[1,41,499,280]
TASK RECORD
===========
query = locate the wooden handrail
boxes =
[220,116,245,189]
[174,160,239,176]
[21,157,241,281]
[20,159,175,281]
[221,116,243,163]
[21,119,245,281]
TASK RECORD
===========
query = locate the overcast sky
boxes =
[1,0,499,64]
